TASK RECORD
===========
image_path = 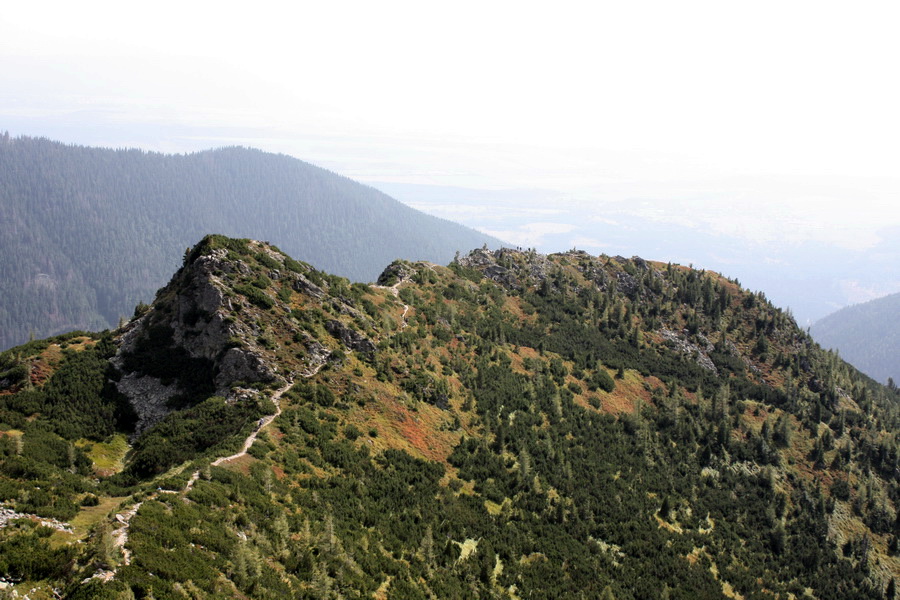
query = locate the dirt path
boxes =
[112,503,142,565]
[93,276,411,582]
[101,377,297,580]
[374,279,409,330]
[185,378,294,491]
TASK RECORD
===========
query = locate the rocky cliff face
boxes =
[111,236,375,434]
[111,247,278,433]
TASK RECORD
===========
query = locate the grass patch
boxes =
[600,369,658,415]
[79,434,129,475]
[456,538,479,562]
[485,499,504,516]
[69,495,131,538]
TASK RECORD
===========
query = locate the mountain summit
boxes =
[0,237,897,598]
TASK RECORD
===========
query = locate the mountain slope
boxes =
[811,293,900,385]
[0,238,897,599]
[0,135,503,350]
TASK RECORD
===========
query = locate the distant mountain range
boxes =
[811,292,900,385]
[0,135,502,349]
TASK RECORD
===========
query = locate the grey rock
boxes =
[616,272,639,298]
[292,273,326,299]
[456,247,552,289]
[112,246,283,434]
[295,332,331,376]
[326,320,376,355]
[328,298,369,324]
[659,328,719,375]
[632,256,649,270]
[114,372,180,435]
[482,264,520,288]
[216,348,277,391]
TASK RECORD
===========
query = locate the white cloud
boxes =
[588,216,628,229]
[568,236,611,252]
[405,203,565,223]
[480,222,577,248]
[838,280,900,307]
[585,179,900,251]
[6,1,900,174]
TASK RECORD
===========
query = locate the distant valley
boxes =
[811,292,900,385]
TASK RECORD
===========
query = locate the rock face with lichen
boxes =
[325,320,377,355]
[658,328,719,375]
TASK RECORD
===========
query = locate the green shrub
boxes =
[81,494,100,506]
[345,424,362,441]
[590,368,616,393]
[235,284,275,310]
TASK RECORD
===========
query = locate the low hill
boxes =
[0,135,502,349]
[0,236,896,599]
[811,293,900,385]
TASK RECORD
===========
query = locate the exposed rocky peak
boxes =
[4,233,900,597]
[112,246,283,433]
[561,248,592,258]
[376,260,417,286]
[456,247,553,288]
[109,235,376,434]
[457,247,664,301]
[631,256,649,270]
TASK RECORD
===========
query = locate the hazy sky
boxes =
[3,1,899,317]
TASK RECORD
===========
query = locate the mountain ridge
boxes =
[0,236,896,598]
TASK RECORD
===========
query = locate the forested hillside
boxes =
[812,293,900,386]
[0,134,501,350]
[0,237,897,599]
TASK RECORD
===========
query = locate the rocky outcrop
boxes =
[616,271,640,298]
[0,506,72,533]
[113,370,180,435]
[112,246,283,434]
[482,263,520,289]
[326,320,376,355]
[377,260,416,286]
[295,331,332,377]
[456,247,553,289]
[216,347,279,389]
[659,328,719,375]
[292,273,326,299]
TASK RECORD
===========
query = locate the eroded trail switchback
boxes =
[100,377,296,580]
